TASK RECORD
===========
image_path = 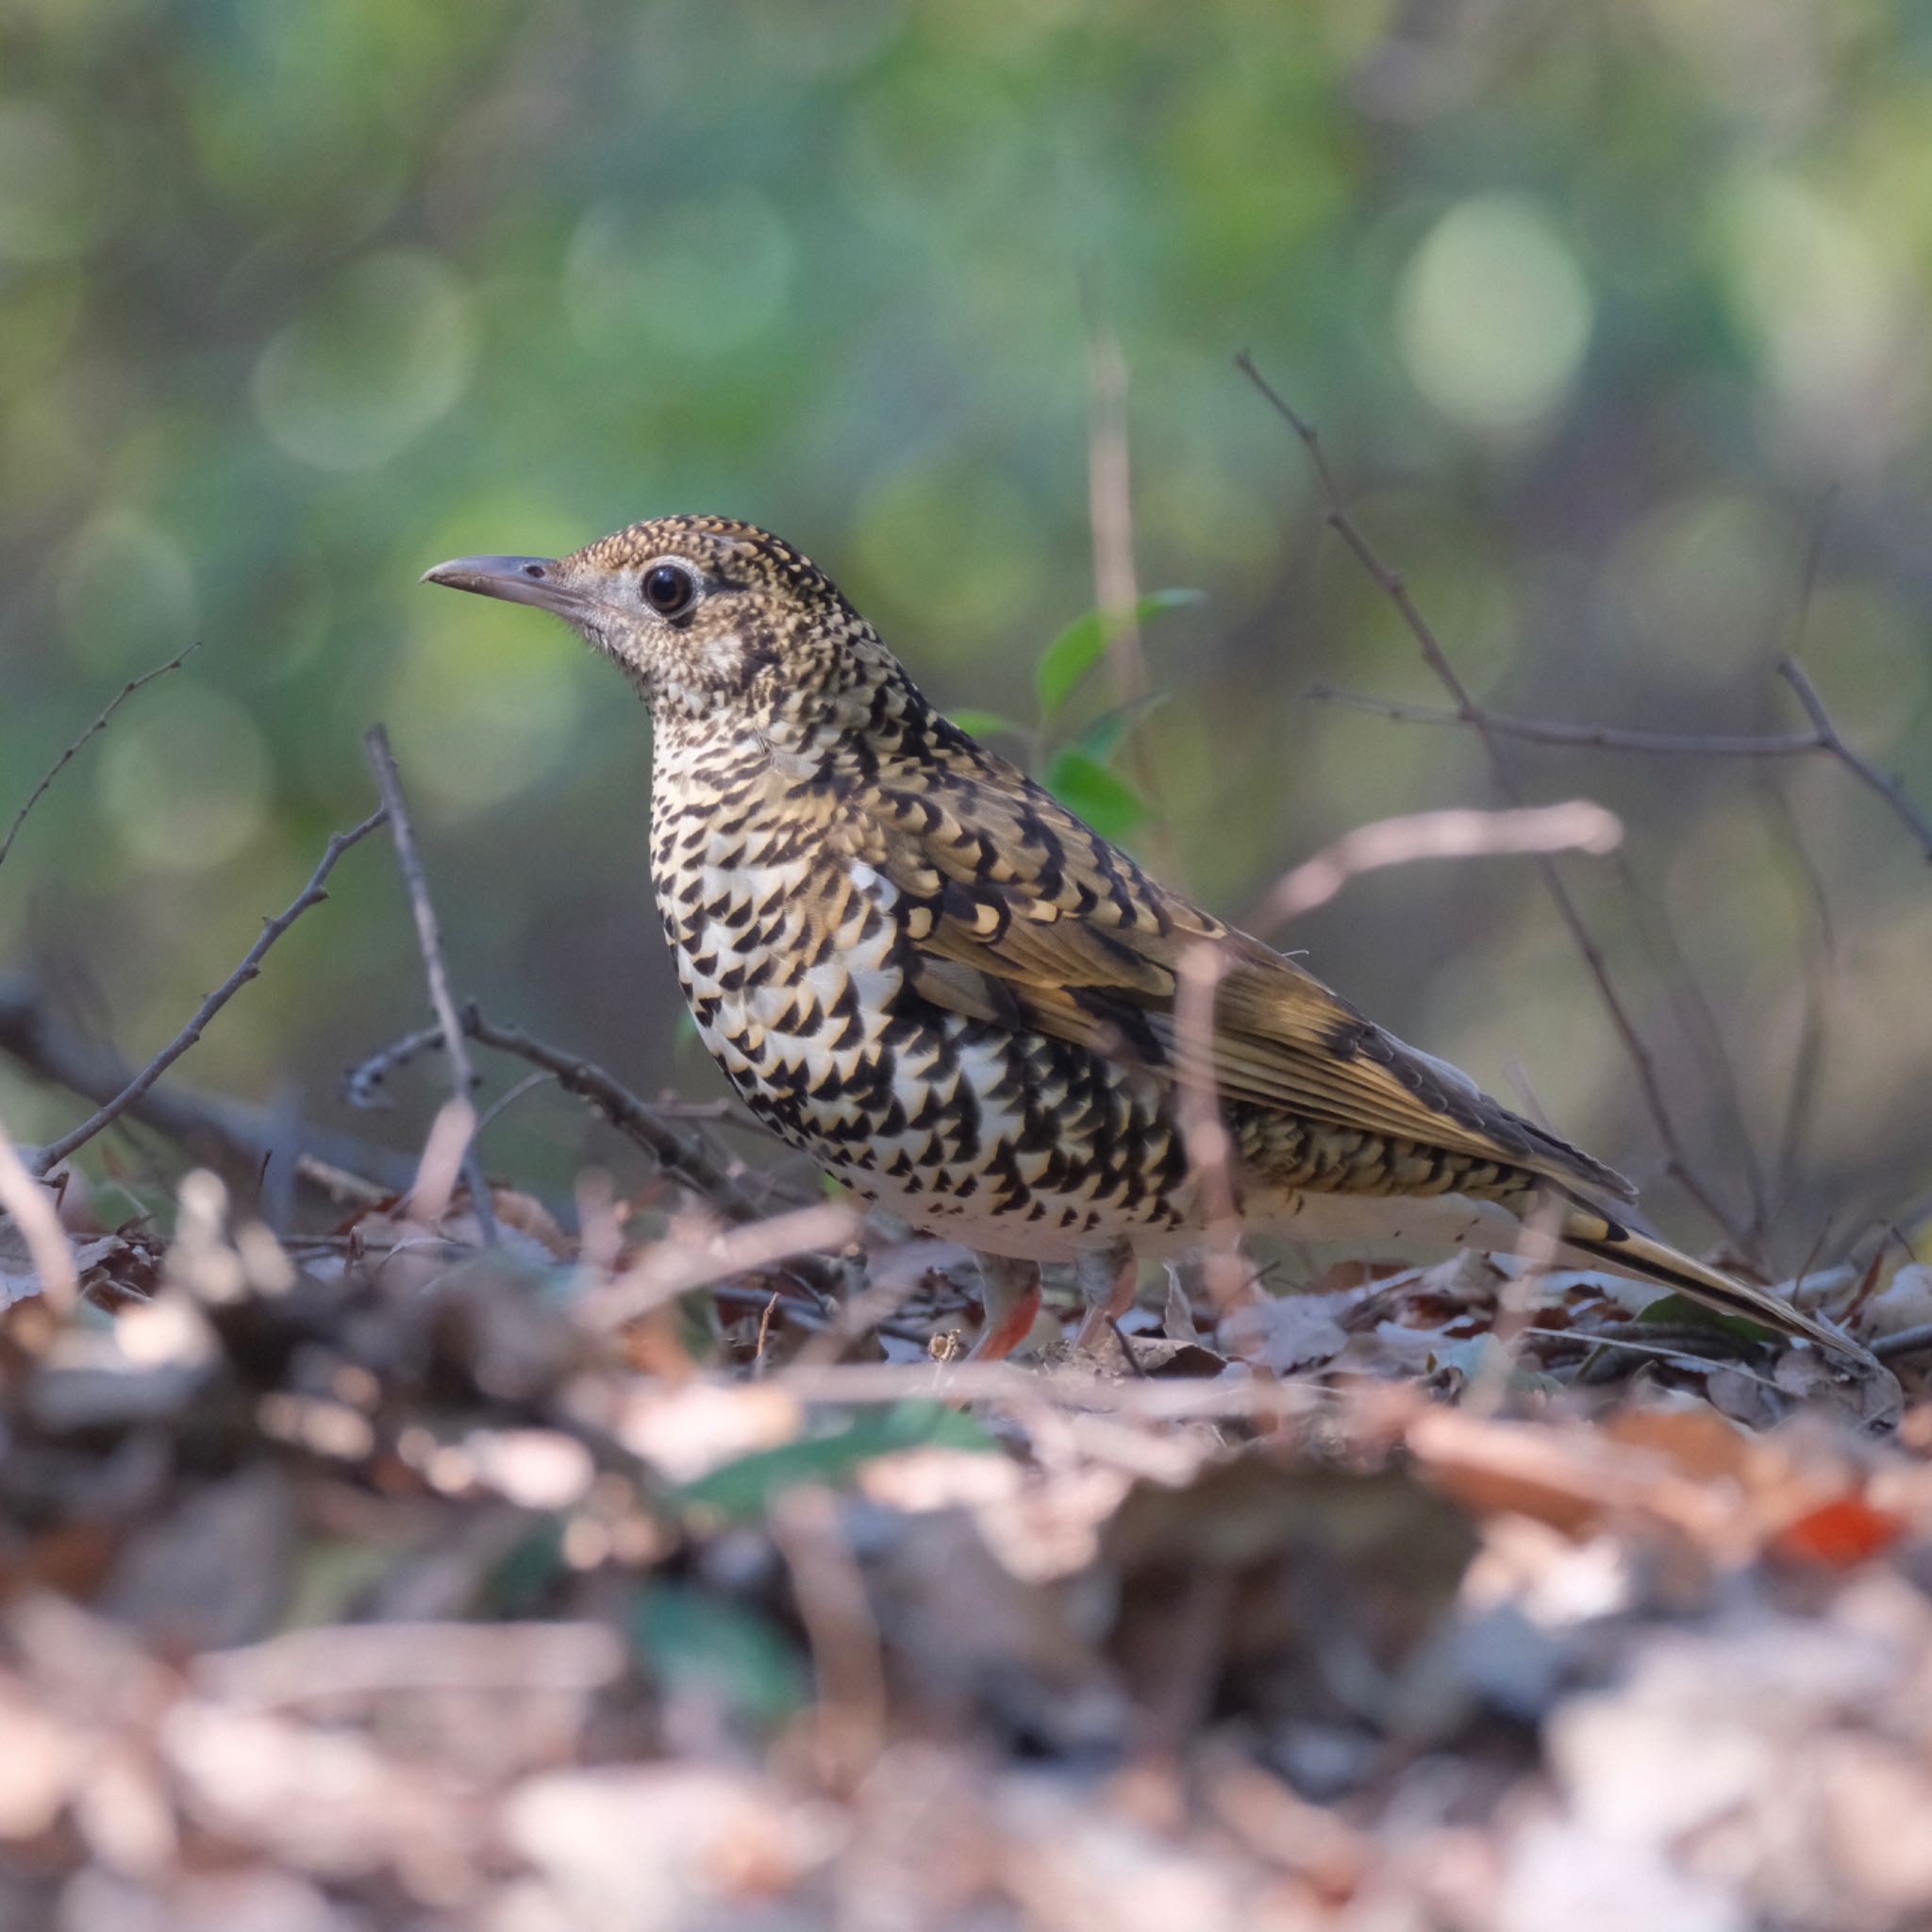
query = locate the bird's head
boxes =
[423,514,897,727]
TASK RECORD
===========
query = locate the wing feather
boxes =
[846,745,1633,1200]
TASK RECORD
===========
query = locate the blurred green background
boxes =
[3,0,1928,1263]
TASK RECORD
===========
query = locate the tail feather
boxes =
[1558,1207,1873,1367]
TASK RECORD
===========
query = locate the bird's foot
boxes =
[1071,1242,1139,1351]
[967,1255,1043,1361]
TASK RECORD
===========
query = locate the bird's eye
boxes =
[641,562,696,616]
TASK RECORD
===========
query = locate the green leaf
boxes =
[631,1582,809,1730]
[1045,749,1146,841]
[1062,690,1171,767]
[673,1401,996,1524]
[947,707,1024,741]
[1035,589,1204,722]
[1635,1293,1774,1343]
[483,1517,568,1617]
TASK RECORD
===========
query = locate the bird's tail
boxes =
[1557,1203,1872,1367]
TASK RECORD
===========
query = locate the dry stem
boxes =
[1248,800,1622,936]
[0,643,199,872]
[1237,349,1747,1245]
[361,725,497,1246]
[29,808,388,1176]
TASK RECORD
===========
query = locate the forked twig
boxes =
[29,808,388,1175]
[1302,660,1932,862]
[361,725,497,1246]
[1237,350,1745,1244]
[1307,687,1822,757]
[1774,655,1932,863]
[0,643,200,872]
[344,1008,791,1224]
[461,1008,782,1222]
[0,974,411,1198]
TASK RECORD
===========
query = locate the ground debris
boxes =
[0,1171,1928,1927]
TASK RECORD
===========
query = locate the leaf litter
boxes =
[1,1166,1931,1930]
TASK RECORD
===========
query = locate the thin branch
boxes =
[1755,504,1841,1253]
[1247,800,1622,937]
[1607,856,1769,1262]
[361,725,497,1246]
[341,1022,444,1110]
[0,974,412,1198]
[0,642,200,871]
[1084,298,1148,708]
[1302,662,1932,863]
[1775,655,1932,863]
[1237,350,1745,1244]
[1872,1322,1932,1364]
[1082,291,1182,877]
[1307,685,1823,756]
[580,1200,859,1330]
[1174,941,1249,1317]
[459,1007,784,1223]
[29,809,388,1175]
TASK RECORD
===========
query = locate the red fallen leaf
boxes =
[1772,1493,1907,1568]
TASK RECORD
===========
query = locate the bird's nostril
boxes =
[523,563,545,579]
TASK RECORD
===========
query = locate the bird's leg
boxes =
[968,1254,1043,1360]
[1072,1241,1139,1350]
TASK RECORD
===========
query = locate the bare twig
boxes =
[474,1070,555,1140]
[581,1200,859,1330]
[1174,941,1249,1317]
[1083,294,1183,879]
[1775,656,1932,863]
[1085,300,1148,709]
[1607,857,1770,1259]
[194,1621,624,1709]
[1872,1322,1932,1364]
[0,974,411,1198]
[341,1022,444,1110]
[362,725,497,1246]
[769,1485,887,1792]
[407,1097,476,1229]
[1237,350,1745,1244]
[1303,662,1932,863]
[1248,801,1622,936]
[1762,785,1837,1238]
[458,1008,784,1222]
[1755,506,1840,1252]
[0,642,199,871]
[0,1108,76,1311]
[29,809,388,1175]
[1307,686,1824,757]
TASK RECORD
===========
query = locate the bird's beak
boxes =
[420,554,589,617]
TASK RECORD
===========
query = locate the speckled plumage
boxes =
[425,515,1864,1362]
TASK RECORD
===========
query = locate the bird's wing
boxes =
[843,741,1633,1200]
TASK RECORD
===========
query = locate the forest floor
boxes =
[4,1148,1932,1932]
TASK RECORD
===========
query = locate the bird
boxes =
[423,514,1865,1366]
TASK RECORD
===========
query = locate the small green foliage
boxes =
[673,1400,997,1524]
[1060,691,1171,768]
[1044,748,1146,841]
[483,1516,569,1617]
[1034,589,1204,723]
[947,707,1025,741]
[631,1581,810,1730]
[1637,1293,1775,1343]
